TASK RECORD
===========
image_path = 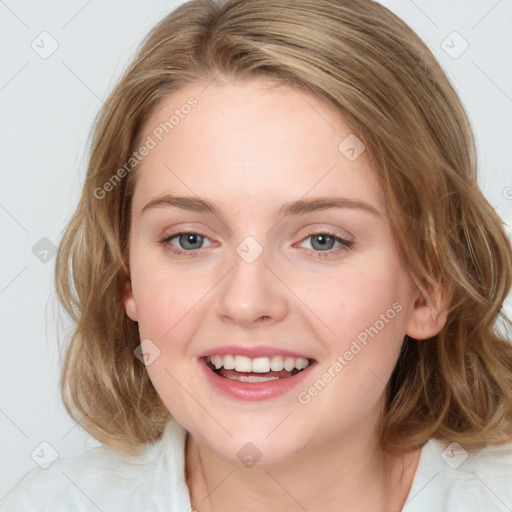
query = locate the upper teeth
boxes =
[207,355,310,373]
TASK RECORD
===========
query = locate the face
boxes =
[125,78,442,464]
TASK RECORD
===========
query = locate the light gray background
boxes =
[1,0,511,501]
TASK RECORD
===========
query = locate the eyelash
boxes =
[159,229,354,260]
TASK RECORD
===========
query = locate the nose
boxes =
[215,245,289,329]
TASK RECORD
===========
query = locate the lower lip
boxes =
[199,357,316,401]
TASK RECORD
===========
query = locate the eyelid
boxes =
[298,225,353,241]
[159,226,354,260]
[159,230,215,260]
[294,228,354,254]
[159,229,215,248]
[157,222,215,241]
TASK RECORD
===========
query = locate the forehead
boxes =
[132,79,385,216]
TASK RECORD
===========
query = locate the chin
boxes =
[203,426,306,467]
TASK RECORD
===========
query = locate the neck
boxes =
[184,423,420,512]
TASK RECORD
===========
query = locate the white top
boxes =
[2,419,512,511]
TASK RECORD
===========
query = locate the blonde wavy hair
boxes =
[56,0,512,454]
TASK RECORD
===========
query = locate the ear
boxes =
[405,286,448,340]
[124,279,139,322]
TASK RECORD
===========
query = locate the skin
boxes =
[124,78,447,511]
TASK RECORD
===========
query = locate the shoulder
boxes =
[1,420,192,512]
[404,438,512,512]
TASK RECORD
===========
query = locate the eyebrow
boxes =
[141,194,381,217]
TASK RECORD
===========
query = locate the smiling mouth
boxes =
[204,355,315,382]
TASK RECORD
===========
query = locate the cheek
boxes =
[313,268,406,345]
[130,255,199,341]
[132,280,176,341]
[303,260,409,391]
[294,271,407,429]
[130,267,198,419]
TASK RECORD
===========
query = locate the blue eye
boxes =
[304,233,339,251]
[297,231,354,257]
[160,231,212,258]
[173,233,205,251]
[159,230,353,259]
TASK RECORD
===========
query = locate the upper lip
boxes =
[198,345,315,360]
